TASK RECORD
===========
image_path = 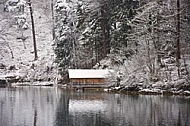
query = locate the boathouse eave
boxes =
[68,69,113,79]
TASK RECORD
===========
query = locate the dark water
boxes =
[0,87,190,126]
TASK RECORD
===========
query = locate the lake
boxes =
[0,86,190,126]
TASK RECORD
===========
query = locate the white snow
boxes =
[183,91,190,95]
[140,88,162,93]
[68,69,113,78]
[0,0,59,84]
[0,0,189,94]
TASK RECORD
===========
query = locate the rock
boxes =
[3,74,21,83]
[0,63,6,69]
[182,91,190,95]
[0,79,7,84]
[139,88,162,95]
[9,65,16,70]
[0,78,8,87]
[152,81,163,88]
[123,85,139,91]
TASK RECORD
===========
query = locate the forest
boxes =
[53,0,190,92]
[0,0,190,93]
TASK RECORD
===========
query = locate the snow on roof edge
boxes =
[68,69,113,79]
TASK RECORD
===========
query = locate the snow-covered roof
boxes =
[68,69,113,79]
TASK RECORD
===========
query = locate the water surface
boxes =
[0,87,190,126]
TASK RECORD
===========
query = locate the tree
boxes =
[53,0,78,74]
[51,0,55,40]
[77,0,105,63]
[1,0,28,59]
[31,0,56,40]
[28,0,38,60]
[76,0,139,63]
[53,0,140,72]
[0,18,14,59]
[127,0,181,82]
[109,0,139,57]
[176,0,180,60]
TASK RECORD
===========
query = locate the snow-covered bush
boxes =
[4,0,26,12]
[14,14,28,29]
[4,0,28,29]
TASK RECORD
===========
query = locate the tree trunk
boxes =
[176,0,181,60]
[100,5,107,58]
[51,0,55,40]
[176,0,181,77]
[100,4,110,58]
[28,0,38,60]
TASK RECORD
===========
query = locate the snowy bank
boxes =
[0,0,60,85]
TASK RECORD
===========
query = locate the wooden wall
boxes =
[71,78,105,85]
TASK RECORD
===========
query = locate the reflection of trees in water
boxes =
[0,87,61,126]
[54,91,70,126]
[1,88,190,126]
[68,110,116,126]
[54,91,190,126]
[106,94,190,126]
[54,91,113,126]
[33,106,37,126]
[71,93,111,126]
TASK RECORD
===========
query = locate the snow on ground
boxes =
[0,1,60,84]
[0,0,189,93]
[98,53,190,94]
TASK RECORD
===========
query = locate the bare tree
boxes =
[176,0,181,77]
[0,18,14,59]
[28,0,38,60]
[31,0,55,40]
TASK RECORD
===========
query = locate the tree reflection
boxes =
[54,91,70,126]
[0,87,189,126]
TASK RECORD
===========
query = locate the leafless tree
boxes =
[0,17,14,58]
[28,0,38,60]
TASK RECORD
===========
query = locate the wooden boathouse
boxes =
[68,69,112,88]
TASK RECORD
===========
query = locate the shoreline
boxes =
[1,82,189,96]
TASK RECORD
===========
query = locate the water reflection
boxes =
[0,87,60,126]
[0,87,190,126]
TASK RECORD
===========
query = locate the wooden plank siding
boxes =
[71,78,106,88]
[68,69,113,88]
[71,78,104,84]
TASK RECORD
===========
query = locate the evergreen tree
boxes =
[53,0,140,72]
[109,0,139,57]
[53,0,77,74]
